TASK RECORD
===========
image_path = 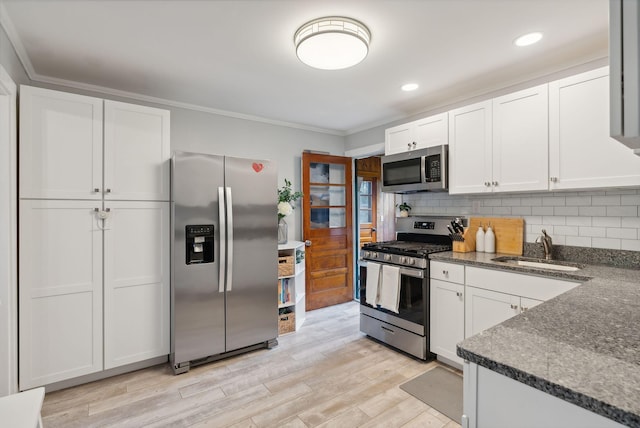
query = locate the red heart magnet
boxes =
[252,162,264,173]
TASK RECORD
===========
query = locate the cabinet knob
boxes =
[484,182,490,187]
[492,181,498,186]
[412,141,417,147]
[521,306,529,312]
[93,188,100,193]
[456,292,463,297]
[442,270,448,276]
[105,188,112,193]
[549,177,558,183]
[407,143,412,149]
[510,304,519,310]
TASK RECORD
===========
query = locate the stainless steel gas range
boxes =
[359,216,465,360]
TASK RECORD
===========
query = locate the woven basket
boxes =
[278,255,294,277]
[278,312,295,335]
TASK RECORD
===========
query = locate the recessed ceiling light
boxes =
[294,17,371,70]
[401,83,419,92]
[514,32,543,47]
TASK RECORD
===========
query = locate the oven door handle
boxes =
[399,267,424,278]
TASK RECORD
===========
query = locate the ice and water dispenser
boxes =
[185,225,214,264]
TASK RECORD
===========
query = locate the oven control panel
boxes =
[360,250,427,269]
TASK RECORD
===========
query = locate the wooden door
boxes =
[356,156,380,248]
[302,153,353,310]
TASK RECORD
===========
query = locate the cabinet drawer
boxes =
[465,266,581,301]
[430,261,465,283]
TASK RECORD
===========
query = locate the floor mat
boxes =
[399,366,462,423]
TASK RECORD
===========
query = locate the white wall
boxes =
[401,189,640,250]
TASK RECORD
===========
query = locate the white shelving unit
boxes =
[277,241,306,333]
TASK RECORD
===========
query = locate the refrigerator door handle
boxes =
[218,186,226,293]
[225,187,234,291]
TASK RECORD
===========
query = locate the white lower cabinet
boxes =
[465,287,541,338]
[19,200,103,389]
[103,201,170,370]
[19,200,170,389]
[430,278,464,365]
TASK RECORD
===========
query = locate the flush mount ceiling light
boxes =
[294,16,371,70]
[401,83,419,92]
[514,32,543,47]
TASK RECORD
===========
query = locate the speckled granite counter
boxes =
[429,251,640,427]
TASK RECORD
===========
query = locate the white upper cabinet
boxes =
[549,67,640,189]
[385,113,448,155]
[449,100,493,194]
[492,85,549,192]
[449,85,549,195]
[104,101,170,201]
[20,86,170,201]
[19,86,103,200]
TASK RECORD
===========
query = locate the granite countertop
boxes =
[429,251,640,427]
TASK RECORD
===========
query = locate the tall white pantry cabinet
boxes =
[18,86,170,390]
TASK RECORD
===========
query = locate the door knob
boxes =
[305,240,312,247]
[371,227,377,232]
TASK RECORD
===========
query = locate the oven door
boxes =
[359,262,428,335]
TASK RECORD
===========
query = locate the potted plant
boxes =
[277,179,303,244]
[396,202,412,217]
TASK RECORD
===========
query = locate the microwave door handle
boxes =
[421,155,427,183]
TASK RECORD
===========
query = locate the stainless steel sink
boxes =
[491,256,583,272]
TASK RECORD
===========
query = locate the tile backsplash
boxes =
[401,189,640,251]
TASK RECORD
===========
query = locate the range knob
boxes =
[371,253,378,259]
[399,256,407,264]
[408,258,416,265]
[363,251,370,258]
[384,254,392,261]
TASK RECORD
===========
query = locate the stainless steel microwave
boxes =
[381,145,448,193]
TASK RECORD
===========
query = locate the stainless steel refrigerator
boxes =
[171,151,278,374]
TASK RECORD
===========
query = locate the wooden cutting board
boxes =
[454,217,524,255]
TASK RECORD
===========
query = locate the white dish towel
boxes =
[378,264,401,313]
[365,262,381,306]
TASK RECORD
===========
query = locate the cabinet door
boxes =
[19,86,103,200]
[493,85,549,192]
[19,200,103,389]
[385,122,413,154]
[549,67,640,189]
[104,101,170,201]
[449,100,493,194]
[430,279,464,364]
[103,201,170,369]
[465,287,519,338]
[413,113,448,149]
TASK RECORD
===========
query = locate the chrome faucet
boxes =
[537,229,553,260]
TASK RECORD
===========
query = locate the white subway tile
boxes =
[503,198,521,206]
[529,224,553,235]
[621,195,640,206]
[440,199,454,207]
[524,216,542,224]
[607,228,638,239]
[477,207,493,215]
[592,195,621,206]
[592,237,621,250]
[493,207,512,215]
[554,206,579,216]
[621,217,640,228]
[565,216,591,226]
[552,235,566,245]
[581,191,607,196]
[543,196,566,206]
[484,198,502,207]
[512,206,532,216]
[607,206,638,217]
[621,239,640,251]
[566,236,592,247]
[606,189,639,195]
[566,196,591,206]
[542,216,566,226]
[579,206,607,216]
[533,206,554,216]
[520,197,543,207]
[592,217,621,227]
[554,226,579,236]
[579,226,607,237]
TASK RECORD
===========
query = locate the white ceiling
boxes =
[1,0,609,135]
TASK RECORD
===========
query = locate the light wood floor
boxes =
[41,301,462,428]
